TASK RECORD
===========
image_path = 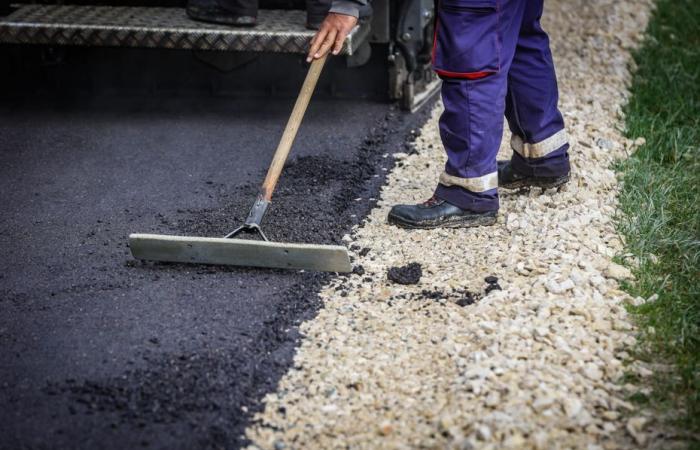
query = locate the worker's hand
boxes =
[306,13,358,62]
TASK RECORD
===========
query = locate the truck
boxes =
[0,0,439,111]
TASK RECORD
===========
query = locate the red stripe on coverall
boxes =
[431,1,496,80]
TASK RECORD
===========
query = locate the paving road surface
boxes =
[0,67,431,448]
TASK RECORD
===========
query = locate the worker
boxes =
[308,0,571,229]
[186,0,334,30]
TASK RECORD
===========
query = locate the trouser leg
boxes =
[306,0,331,29]
[217,0,258,16]
[504,0,569,177]
[434,75,504,213]
[432,0,528,212]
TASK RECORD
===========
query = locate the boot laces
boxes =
[421,195,442,207]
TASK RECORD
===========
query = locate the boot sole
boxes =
[387,212,498,230]
[499,174,570,190]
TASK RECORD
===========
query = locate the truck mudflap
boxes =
[0,4,370,54]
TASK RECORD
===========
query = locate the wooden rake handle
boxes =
[259,54,328,201]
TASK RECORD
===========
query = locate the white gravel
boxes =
[245,1,672,448]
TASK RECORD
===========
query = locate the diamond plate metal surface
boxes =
[0,4,368,54]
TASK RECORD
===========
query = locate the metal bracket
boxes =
[224,196,270,241]
[396,0,433,72]
[346,39,372,68]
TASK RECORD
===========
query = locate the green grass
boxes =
[616,0,700,438]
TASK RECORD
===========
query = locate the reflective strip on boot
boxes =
[511,129,568,159]
[439,171,498,192]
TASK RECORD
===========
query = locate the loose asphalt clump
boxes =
[387,263,422,285]
[484,275,502,294]
[387,288,481,307]
[352,265,365,276]
[456,290,481,306]
[424,289,481,306]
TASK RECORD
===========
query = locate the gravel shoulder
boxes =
[244,1,668,448]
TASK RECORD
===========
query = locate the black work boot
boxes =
[388,196,497,229]
[306,0,331,30]
[187,0,257,27]
[498,160,569,190]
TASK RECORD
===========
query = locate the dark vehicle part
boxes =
[390,0,440,111]
[0,1,439,110]
[0,5,369,55]
[395,0,433,72]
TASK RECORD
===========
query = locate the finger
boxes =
[308,32,318,49]
[307,28,328,62]
[314,29,337,59]
[332,30,349,55]
[307,30,325,62]
[309,26,325,48]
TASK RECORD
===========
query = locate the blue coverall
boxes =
[339,0,571,212]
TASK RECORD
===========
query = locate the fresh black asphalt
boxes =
[0,54,433,448]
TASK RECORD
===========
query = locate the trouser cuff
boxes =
[434,184,499,213]
[510,129,571,178]
[219,0,258,15]
[511,149,570,178]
